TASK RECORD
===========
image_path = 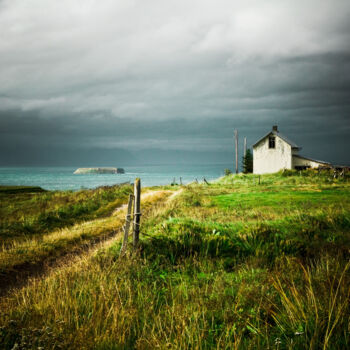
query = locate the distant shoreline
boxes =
[0,165,228,191]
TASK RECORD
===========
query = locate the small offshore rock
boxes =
[73,167,125,174]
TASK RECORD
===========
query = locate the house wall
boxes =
[253,136,292,174]
[292,156,325,169]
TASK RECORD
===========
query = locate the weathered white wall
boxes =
[292,156,324,169]
[253,136,292,174]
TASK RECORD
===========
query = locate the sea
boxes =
[0,164,230,191]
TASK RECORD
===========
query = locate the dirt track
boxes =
[0,189,181,298]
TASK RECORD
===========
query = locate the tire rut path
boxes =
[0,189,180,298]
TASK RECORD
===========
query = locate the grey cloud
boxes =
[0,0,349,166]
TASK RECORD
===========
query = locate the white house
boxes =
[252,126,330,174]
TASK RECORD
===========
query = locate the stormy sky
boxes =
[0,0,349,166]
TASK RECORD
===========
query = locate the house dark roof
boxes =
[253,130,300,149]
[293,154,331,165]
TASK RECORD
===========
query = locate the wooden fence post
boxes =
[133,178,141,249]
[120,194,134,254]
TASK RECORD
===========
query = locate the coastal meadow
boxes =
[0,171,349,349]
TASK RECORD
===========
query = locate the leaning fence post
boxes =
[133,178,141,249]
[120,194,134,254]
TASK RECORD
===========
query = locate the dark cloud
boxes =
[0,0,349,166]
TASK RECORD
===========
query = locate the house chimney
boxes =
[272,125,278,132]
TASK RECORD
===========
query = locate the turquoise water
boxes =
[0,164,229,191]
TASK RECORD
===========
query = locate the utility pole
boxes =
[234,129,238,174]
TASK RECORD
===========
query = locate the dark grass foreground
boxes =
[0,170,349,349]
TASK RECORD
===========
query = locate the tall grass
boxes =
[0,172,349,349]
[0,250,348,349]
[0,184,133,242]
[270,258,350,349]
[0,189,172,275]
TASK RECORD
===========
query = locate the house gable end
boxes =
[253,134,293,174]
[253,130,300,150]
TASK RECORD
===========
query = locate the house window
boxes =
[269,136,276,149]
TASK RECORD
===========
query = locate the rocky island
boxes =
[73,167,125,174]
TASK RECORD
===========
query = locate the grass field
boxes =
[0,170,349,349]
[0,184,133,242]
[0,185,172,286]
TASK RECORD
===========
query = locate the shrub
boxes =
[242,149,253,173]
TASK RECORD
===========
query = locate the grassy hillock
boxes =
[0,186,46,194]
[0,183,133,286]
[0,189,171,280]
[0,184,133,243]
[0,171,349,349]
